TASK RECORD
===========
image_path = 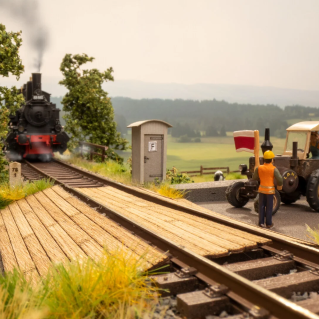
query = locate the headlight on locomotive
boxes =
[18,125,25,133]
[55,124,62,133]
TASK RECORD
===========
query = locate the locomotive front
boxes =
[5,73,69,161]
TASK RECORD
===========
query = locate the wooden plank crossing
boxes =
[76,186,272,258]
[0,186,167,277]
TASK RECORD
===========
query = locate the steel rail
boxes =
[23,159,319,319]
[52,159,319,262]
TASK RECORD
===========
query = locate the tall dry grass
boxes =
[306,224,319,245]
[0,179,54,209]
[61,155,132,185]
[0,249,164,319]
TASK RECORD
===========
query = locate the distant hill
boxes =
[105,81,319,108]
[7,76,319,108]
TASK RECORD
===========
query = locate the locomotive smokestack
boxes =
[261,128,273,154]
[26,81,33,101]
[32,73,42,94]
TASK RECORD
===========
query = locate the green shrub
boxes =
[166,167,194,184]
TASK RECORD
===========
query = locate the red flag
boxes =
[233,130,255,153]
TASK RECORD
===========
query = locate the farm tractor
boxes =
[226,122,319,214]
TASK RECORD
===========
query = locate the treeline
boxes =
[52,96,319,138]
[111,98,319,138]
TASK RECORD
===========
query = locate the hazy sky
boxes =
[1,0,319,91]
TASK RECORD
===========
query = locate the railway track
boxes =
[21,159,319,319]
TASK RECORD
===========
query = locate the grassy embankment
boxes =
[0,179,54,209]
[59,155,187,199]
[0,248,164,319]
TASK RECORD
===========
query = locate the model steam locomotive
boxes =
[4,73,69,161]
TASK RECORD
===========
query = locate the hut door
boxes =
[144,134,163,183]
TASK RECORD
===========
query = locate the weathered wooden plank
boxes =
[83,188,129,209]
[147,206,258,249]
[52,186,167,266]
[1,207,37,274]
[9,201,51,276]
[42,188,81,218]
[225,257,295,280]
[26,195,86,261]
[130,205,246,253]
[80,239,103,261]
[80,188,216,257]
[86,189,228,256]
[102,187,154,207]
[34,192,103,260]
[0,216,18,272]
[97,187,150,207]
[24,234,51,276]
[47,224,86,261]
[17,199,67,264]
[125,206,229,257]
[93,187,269,246]
[25,195,56,228]
[254,271,319,298]
[170,200,271,245]
[9,202,33,238]
[175,199,273,244]
[50,187,153,265]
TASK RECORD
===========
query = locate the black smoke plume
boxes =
[0,0,49,71]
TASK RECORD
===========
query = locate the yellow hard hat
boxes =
[264,150,275,159]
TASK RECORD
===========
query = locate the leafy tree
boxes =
[0,24,24,182]
[220,125,226,136]
[206,125,219,137]
[59,54,128,163]
[114,113,127,135]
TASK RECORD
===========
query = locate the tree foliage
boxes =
[59,54,128,162]
[0,24,24,182]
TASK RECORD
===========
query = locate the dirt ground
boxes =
[198,197,319,243]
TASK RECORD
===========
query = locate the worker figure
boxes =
[309,132,319,159]
[252,151,283,228]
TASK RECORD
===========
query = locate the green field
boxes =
[166,135,286,172]
[118,134,286,173]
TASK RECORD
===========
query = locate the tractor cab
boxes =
[283,121,319,160]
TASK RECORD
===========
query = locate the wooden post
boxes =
[90,149,93,161]
[200,165,203,175]
[254,130,260,168]
[102,148,105,162]
[80,142,83,158]
[227,167,230,174]
[9,162,21,187]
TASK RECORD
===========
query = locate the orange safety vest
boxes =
[258,163,275,194]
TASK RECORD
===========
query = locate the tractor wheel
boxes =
[226,181,249,208]
[254,190,281,216]
[280,192,300,205]
[306,169,319,212]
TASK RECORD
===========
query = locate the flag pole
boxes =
[254,130,260,168]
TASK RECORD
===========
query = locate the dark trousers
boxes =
[259,193,273,226]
